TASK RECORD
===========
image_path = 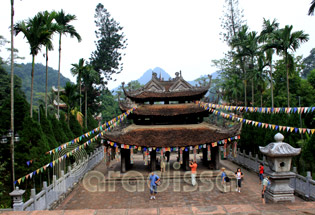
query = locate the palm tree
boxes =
[14,14,52,118]
[242,31,260,106]
[259,18,279,108]
[40,11,59,117]
[81,65,99,128]
[55,10,81,119]
[10,0,15,191]
[266,25,309,107]
[308,0,315,15]
[60,82,79,125]
[71,58,85,114]
[231,25,249,106]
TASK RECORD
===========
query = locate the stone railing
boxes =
[228,148,315,201]
[13,146,104,211]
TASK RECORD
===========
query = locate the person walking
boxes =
[235,168,244,192]
[259,163,264,184]
[261,175,270,204]
[189,160,198,186]
[149,172,160,200]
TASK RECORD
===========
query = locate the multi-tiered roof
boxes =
[104,71,240,147]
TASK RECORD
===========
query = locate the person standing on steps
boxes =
[149,172,160,200]
[235,168,244,192]
[259,163,264,185]
[261,175,270,204]
[189,160,198,186]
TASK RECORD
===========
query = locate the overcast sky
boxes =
[0,0,314,90]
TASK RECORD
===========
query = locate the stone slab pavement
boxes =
[2,154,315,215]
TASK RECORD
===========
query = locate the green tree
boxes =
[60,82,79,125]
[40,11,59,117]
[259,18,279,107]
[14,14,53,118]
[90,3,127,86]
[302,48,315,78]
[55,10,81,119]
[71,58,85,113]
[308,0,315,15]
[266,25,309,107]
[307,69,315,88]
[81,65,99,128]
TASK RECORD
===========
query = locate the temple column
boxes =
[121,149,126,173]
[126,149,131,170]
[182,150,190,171]
[202,148,208,165]
[213,147,220,170]
[150,150,156,171]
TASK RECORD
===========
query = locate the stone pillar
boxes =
[259,133,301,203]
[150,149,156,172]
[9,187,25,211]
[43,181,48,209]
[121,149,126,173]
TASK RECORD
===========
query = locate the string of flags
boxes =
[198,101,315,135]
[105,134,240,163]
[18,107,137,185]
[195,101,315,114]
[26,107,137,166]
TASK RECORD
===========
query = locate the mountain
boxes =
[188,71,220,86]
[138,67,171,85]
[4,63,72,102]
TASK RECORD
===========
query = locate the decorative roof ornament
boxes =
[259,133,301,157]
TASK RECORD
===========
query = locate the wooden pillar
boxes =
[126,149,131,170]
[202,148,207,165]
[215,147,220,170]
[182,150,190,171]
[150,150,156,171]
[121,149,126,173]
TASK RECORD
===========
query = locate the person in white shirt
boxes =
[235,168,244,192]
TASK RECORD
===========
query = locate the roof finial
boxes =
[180,70,182,77]
[159,70,162,81]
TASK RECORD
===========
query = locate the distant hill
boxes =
[4,63,72,103]
[138,67,171,85]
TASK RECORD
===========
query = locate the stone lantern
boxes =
[259,133,301,203]
[9,187,25,211]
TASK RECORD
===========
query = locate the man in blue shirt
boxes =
[149,172,160,200]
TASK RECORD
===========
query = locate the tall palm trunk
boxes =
[260,91,263,107]
[45,46,48,117]
[243,64,247,106]
[30,55,35,118]
[10,0,15,190]
[269,62,274,108]
[85,89,87,128]
[252,78,254,107]
[57,34,62,119]
[285,52,290,107]
[79,79,82,113]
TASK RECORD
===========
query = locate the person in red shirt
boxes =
[259,163,264,184]
[189,160,198,186]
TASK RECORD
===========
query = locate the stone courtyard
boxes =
[2,153,315,215]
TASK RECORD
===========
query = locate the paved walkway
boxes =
[2,154,315,214]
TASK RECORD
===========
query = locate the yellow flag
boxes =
[312,129,315,134]
[272,125,275,129]
[255,122,259,126]
[18,178,21,184]
[290,127,294,132]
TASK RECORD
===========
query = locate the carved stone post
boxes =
[259,133,301,203]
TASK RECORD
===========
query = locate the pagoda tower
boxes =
[104,71,240,172]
